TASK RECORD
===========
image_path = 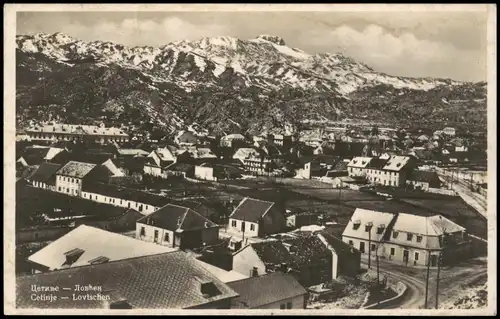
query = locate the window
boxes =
[353,223,360,230]
[280,304,286,310]
[416,236,423,243]
[76,179,79,184]
[376,227,384,235]
[392,231,399,239]
[250,224,255,231]
[414,252,419,261]
[390,247,395,256]
[164,233,170,242]
[286,302,292,309]
[58,187,61,191]
[407,233,413,241]
[120,200,123,205]
[371,244,376,251]
[348,240,354,246]
[359,242,365,253]
[231,220,237,227]
[154,230,159,240]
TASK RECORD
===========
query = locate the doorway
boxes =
[403,250,409,264]
[430,254,438,267]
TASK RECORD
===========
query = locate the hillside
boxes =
[16,32,487,135]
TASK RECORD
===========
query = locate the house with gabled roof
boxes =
[232,232,361,288]
[27,162,62,190]
[27,225,176,273]
[406,170,442,190]
[136,204,221,250]
[16,251,239,309]
[55,161,112,197]
[143,145,178,178]
[227,272,308,309]
[228,197,286,238]
[347,156,373,177]
[342,208,471,267]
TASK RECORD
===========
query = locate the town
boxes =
[15,119,488,310]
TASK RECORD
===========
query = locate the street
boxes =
[437,170,487,218]
[361,256,488,309]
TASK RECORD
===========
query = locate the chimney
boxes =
[177,217,182,227]
[251,267,258,277]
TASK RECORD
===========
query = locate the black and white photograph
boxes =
[4,3,496,315]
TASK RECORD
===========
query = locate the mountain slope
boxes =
[15,32,487,134]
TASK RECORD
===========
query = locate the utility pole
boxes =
[242,216,246,245]
[424,251,431,309]
[367,223,372,269]
[435,252,442,309]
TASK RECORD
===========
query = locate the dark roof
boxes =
[165,162,194,172]
[229,197,275,223]
[312,155,339,166]
[51,152,114,166]
[16,251,239,309]
[169,198,218,218]
[408,170,441,183]
[227,272,307,309]
[250,241,291,266]
[57,161,96,178]
[19,147,49,165]
[367,158,388,169]
[332,161,349,171]
[15,185,143,230]
[413,149,434,160]
[28,163,62,183]
[82,182,171,207]
[137,204,218,231]
[318,231,360,257]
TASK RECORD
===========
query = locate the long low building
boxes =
[25,123,129,143]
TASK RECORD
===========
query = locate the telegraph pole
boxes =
[435,253,442,309]
[367,223,372,269]
[424,251,431,309]
[242,216,246,245]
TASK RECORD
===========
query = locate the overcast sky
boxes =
[17,11,488,82]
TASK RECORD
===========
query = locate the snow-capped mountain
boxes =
[15,32,487,134]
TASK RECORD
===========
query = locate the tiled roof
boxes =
[249,240,291,266]
[29,163,62,183]
[82,182,170,207]
[28,225,175,270]
[347,157,373,168]
[367,158,389,169]
[165,162,194,172]
[16,251,239,309]
[227,272,307,309]
[137,204,218,232]
[392,213,465,237]
[18,147,50,165]
[229,197,275,223]
[382,156,413,171]
[57,161,96,178]
[342,208,396,242]
[317,231,360,257]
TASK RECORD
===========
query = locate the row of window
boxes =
[58,187,78,195]
[140,227,171,243]
[59,176,80,184]
[231,220,256,231]
[348,240,420,261]
[393,231,423,243]
[81,193,150,212]
[367,170,398,176]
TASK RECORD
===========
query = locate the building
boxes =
[406,170,442,190]
[220,134,246,148]
[163,162,195,178]
[27,225,176,273]
[364,156,417,187]
[81,182,171,215]
[25,123,129,144]
[27,162,62,190]
[228,197,286,238]
[194,163,243,181]
[331,176,366,189]
[443,127,457,137]
[55,161,112,196]
[175,130,199,146]
[320,171,349,184]
[143,146,178,177]
[347,157,373,177]
[227,272,308,309]
[17,146,67,167]
[342,208,471,267]
[232,147,261,163]
[116,148,149,157]
[232,232,361,287]
[51,152,125,177]
[196,259,249,283]
[242,156,274,176]
[136,204,220,250]
[16,251,239,309]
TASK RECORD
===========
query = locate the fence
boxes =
[362,281,408,309]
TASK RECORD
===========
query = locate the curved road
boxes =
[361,257,488,309]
